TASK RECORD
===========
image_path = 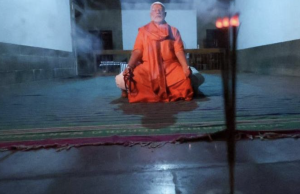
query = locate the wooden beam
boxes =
[93,48,225,55]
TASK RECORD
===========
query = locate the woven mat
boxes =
[1,73,300,150]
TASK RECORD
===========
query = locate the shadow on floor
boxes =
[111,91,210,129]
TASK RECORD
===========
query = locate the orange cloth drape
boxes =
[126,22,193,103]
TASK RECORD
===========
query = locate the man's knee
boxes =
[115,73,126,90]
[189,67,205,95]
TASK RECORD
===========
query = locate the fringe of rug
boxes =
[236,131,300,140]
[0,130,299,152]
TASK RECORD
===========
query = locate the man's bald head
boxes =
[150,1,166,24]
[150,2,165,11]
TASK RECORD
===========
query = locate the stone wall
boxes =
[0,42,76,86]
[237,39,300,77]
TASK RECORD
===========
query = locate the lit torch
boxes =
[216,14,240,194]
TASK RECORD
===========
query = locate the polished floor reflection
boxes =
[0,139,300,194]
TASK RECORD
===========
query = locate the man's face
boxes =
[150,4,166,24]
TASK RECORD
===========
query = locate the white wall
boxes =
[235,0,300,50]
[0,0,72,51]
[122,10,197,50]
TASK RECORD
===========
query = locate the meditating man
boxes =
[115,1,197,103]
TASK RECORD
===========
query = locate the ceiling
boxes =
[74,0,232,10]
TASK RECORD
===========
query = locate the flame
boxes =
[216,18,223,28]
[222,17,230,27]
[230,15,240,27]
[216,15,239,28]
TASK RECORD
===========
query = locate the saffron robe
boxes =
[126,21,193,103]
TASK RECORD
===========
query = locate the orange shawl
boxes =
[142,21,170,99]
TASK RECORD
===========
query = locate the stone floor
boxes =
[0,139,300,194]
[0,71,300,194]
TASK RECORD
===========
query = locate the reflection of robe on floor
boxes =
[115,21,204,103]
